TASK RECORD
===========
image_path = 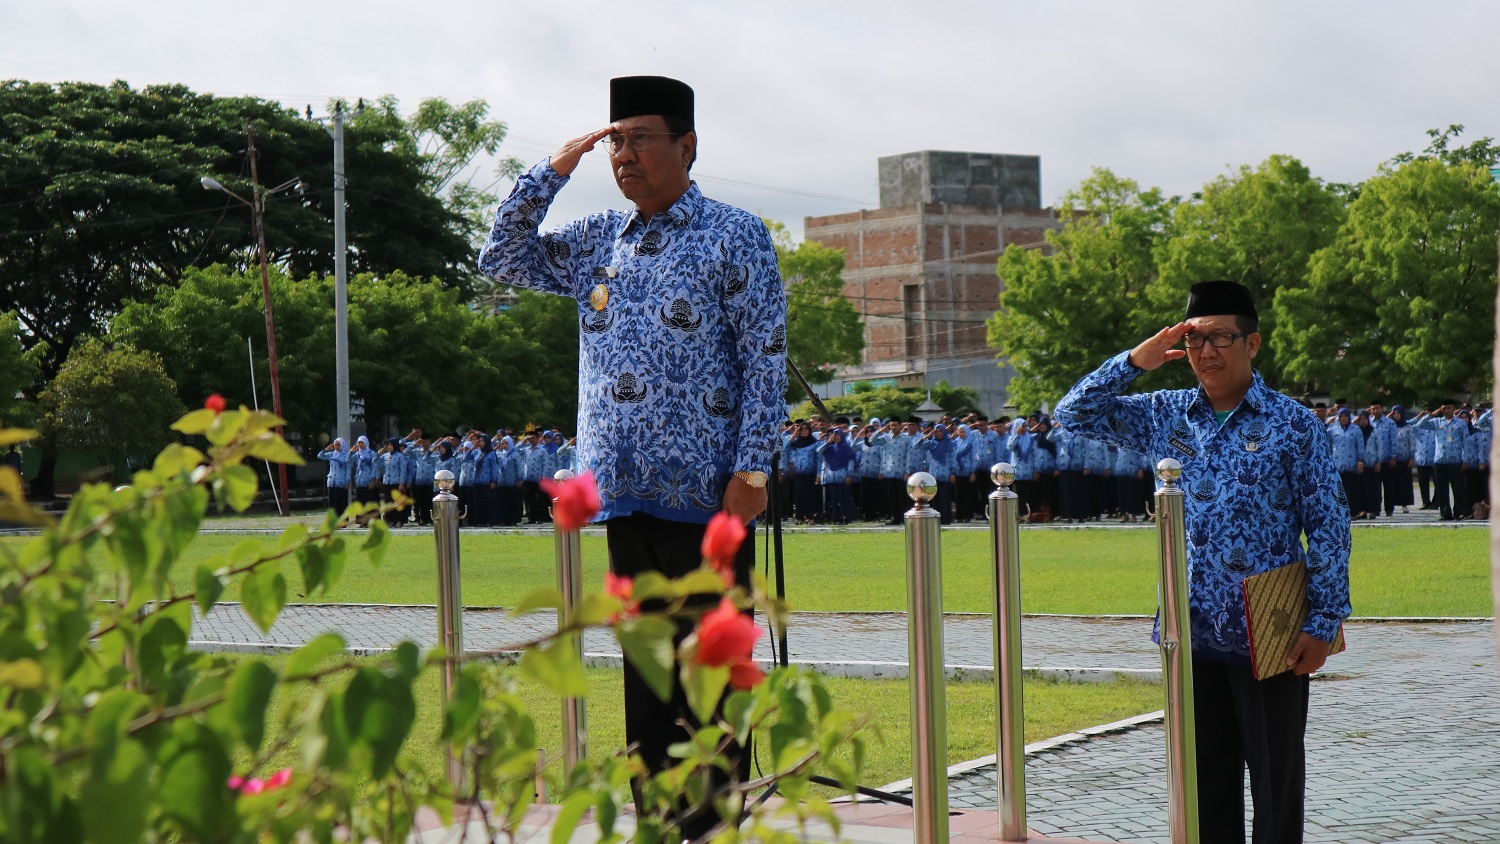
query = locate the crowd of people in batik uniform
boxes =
[776,398,1493,526]
[315,426,577,528]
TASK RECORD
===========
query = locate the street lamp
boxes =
[200,120,305,515]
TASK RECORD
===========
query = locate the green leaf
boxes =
[157,723,232,840]
[80,737,150,844]
[0,658,44,689]
[630,571,675,602]
[392,640,421,683]
[681,663,729,727]
[342,668,417,778]
[323,537,347,593]
[205,408,247,446]
[678,567,728,596]
[0,427,39,447]
[616,618,676,702]
[571,592,620,626]
[361,519,390,566]
[246,434,306,466]
[137,614,188,687]
[152,443,207,477]
[228,661,278,752]
[298,544,327,595]
[518,633,587,697]
[284,632,346,680]
[220,464,259,512]
[596,791,618,840]
[170,409,217,436]
[441,671,482,742]
[240,563,287,633]
[511,587,564,615]
[195,564,225,614]
[551,791,595,844]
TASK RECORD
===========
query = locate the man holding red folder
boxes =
[1055,280,1351,844]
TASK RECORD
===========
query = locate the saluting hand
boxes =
[550,127,614,177]
[1128,322,1191,371]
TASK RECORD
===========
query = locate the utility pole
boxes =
[246,120,291,515]
[331,103,352,494]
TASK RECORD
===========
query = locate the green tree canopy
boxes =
[0,313,36,427]
[770,221,864,401]
[989,168,1177,411]
[0,81,486,396]
[1274,155,1500,401]
[112,268,579,445]
[1153,154,1346,386]
[36,339,185,470]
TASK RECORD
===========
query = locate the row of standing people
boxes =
[314,427,578,528]
[776,414,1156,526]
[1321,402,1492,521]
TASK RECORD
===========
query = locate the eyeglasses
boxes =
[1183,332,1247,349]
[602,130,678,156]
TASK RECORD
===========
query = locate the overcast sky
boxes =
[7,0,1499,240]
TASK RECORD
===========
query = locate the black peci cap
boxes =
[1185,280,1257,321]
[610,76,694,127]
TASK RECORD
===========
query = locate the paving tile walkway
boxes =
[188,602,1499,842]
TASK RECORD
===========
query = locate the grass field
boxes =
[252,658,1163,797]
[14,525,1486,618]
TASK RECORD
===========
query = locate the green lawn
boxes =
[251,658,1162,797]
[16,525,1484,618]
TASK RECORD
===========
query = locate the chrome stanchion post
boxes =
[1155,458,1199,844]
[904,471,949,844]
[432,469,466,793]
[551,469,587,773]
[987,463,1026,841]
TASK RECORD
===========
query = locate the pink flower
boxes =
[228,768,292,795]
[605,571,638,621]
[204,394,226,414]
[540,470,601,533]
[694,597,760,668]
[701,512,746,586]
[729,660,765,690]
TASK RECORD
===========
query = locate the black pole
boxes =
[770,450,789,667]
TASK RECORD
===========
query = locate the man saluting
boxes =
[1054,280,1350,844]
[478,76,786,839]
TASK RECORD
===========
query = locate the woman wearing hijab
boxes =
[919,423,957,524]
[352,435,381,517]
[1329,408,1364,518]
[786,423,820,524]
[1031,417,1059,520]
[457,436,478,527]
[495,436,522,526]
[817,428,857,525]
[316,438,350,515]
[952,424,976,522]
[1354,411,1380,520]
[1387,406,1416,514]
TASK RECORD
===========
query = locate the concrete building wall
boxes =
[803,150,1060,415]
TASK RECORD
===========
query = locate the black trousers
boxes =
[1432,463,1464,519]
[1383,461,1413,510]
[1416,464,1433,507]
[884,477,906,524]
[326,485,349,517]
[1194,659,1310,844]
[792,474,819,522]
[1338,472,1360,516]
[1087,473,1110,518]
[1058,470,1087,521]
[860,476,884,521]
[1465,467,1489,512]
[1361,469,1382,516]
[606,513,756,839]
[522,480,547,523]
[497,485,523,525]
[412,487,433,526]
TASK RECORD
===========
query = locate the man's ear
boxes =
[680,132,696,168]
[1246,332,1262,360]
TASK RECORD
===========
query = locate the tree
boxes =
[1153,154,1346,387]
[770,221,864,401]
[0,313,36,427]
[36,340,185,473]
[113,267,581,444]
[1274,155,1500,401]
[989,168,1176,411]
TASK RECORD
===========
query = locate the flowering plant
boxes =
[0,412,867,842]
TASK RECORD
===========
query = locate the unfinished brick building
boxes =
[802,150,1060,414]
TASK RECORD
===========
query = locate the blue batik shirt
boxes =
[1415,415,1467,465]
[1414,426,1435,467]
[1054,351,1352,663]
[353,449,380,488]
[1004,422,1035,481]
[317,442,350,488]
[1048,426,1080,472]
[1328,423,1364,473]
[882,432,911,478]
[479,160,788,525]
